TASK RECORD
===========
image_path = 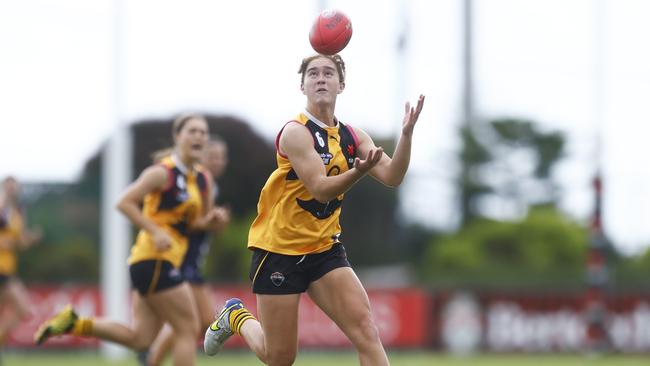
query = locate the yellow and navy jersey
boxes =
[0,205,23,275]
[248,111,360,255]
[127,155,209,268]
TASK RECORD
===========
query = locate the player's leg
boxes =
[245,294,300,365]
[92,290,163,350]
[4,278,31,320]
[0,278,31,343]
[146,282,199,366]
[146,323,173,366]
[205,294,299,365]
[307,267,389,366]
[147,284,213,366]
[193,284,216,330]
[34,289,163,350]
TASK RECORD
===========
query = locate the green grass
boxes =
[1,351,648,366]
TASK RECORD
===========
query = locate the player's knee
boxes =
[187,317,200,336]
[353,314,381,346]
[172,316,200,338]
[266,347,297,366]
[131,337,151,351]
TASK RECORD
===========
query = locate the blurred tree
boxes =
[203,214,256,283]
[19,183,100,283]
[421,206,587,288]
[457,118,565,224]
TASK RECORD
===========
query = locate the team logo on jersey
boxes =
[176,175,186,189]
[176,190,189,202]
[346,144,355,156]
[320,152,333,165]
[315,131,325,147]
[270,272,285,287]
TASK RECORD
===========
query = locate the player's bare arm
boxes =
[356,94,425,187]
[280,122,382,203]
[116,165,172,251]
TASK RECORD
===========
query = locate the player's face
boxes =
[2,179,20,201]
[203,143,228,179]
[175,117,209,164]
[301,57,344,105]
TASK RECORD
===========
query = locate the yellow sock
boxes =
[72,318,93,336]
[229,308,256,336]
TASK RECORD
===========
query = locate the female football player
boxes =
[204,54,425,366]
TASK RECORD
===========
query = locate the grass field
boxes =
[1,352,648,366]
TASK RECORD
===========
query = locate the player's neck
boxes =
[305,104,336,126]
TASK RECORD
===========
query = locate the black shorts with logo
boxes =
[249,243,351,295]
[130,259,184,296]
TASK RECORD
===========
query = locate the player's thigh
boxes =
[147,283,199,335]
[5,279,31,318]
[256,294,301,355]
[191,284,215,328]
[307,267,373,331]
[131,290,164,345]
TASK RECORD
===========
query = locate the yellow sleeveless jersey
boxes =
[127,155,208,268]
[248,112,360,255]
[0,206,23,275]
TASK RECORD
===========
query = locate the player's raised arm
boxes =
[356,94,425,187]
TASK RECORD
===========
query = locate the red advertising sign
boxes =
[6,285,430,349]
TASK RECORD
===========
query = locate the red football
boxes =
[309,9,353,55]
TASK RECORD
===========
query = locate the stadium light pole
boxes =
[100,0,131,359]
[584,0,610,353]
[458,0,475,226]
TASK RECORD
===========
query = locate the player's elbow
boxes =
[115,198,130,215]
[312,192,331,203]
[382,176,403,188]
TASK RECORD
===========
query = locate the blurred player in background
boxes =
[34,114,226,366]
[204,54,425,365]
[146,138,231,366]
[0,176,42,346]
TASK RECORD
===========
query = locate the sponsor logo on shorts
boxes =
[169,268,181,279]
[270,272,285,287]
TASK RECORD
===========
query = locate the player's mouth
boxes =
[190,143,203,151]
[316,88,328,93]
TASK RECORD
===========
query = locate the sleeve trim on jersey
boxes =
[198,169,210,198]
[275,120,311,158]
[160,165,174,192]
[345,123,360,149]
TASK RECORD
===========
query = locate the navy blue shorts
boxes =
[249,243,351,295]
[181,233,208,284]
[180,263,205,285]
[0,274,9,287]
[129,260,184,295]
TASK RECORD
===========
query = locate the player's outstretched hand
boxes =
[354,147,383,174]
[401,94,425,136]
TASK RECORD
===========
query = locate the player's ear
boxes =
[338,82,345,94]
[301,83,306,95]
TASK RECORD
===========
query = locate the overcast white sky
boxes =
[1,0,649,255]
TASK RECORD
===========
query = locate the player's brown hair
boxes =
[298,54,346,84]
[151,113,207,162]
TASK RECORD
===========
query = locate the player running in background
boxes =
[0,176,42,347]
[146,138,230,366]
[34,114,225,366]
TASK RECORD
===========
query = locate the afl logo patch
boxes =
[270,272,285,287]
